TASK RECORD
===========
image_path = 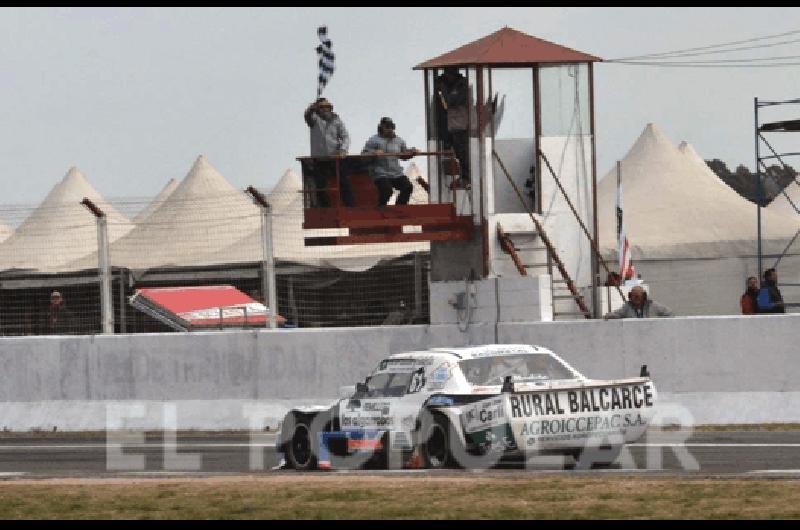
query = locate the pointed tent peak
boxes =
[64,166,84,179]
[678,140,698,156]
[268,169,303,212]
[61,166,91,188]
[187,154,212,175]
[42,165,116,207]
[621,123,681,161]
[414,26,601,69]
[152,177,180,198]
[405,162,423,180]
[169,154,241,200]
[133,177,181,224]
[678,141,708,165]
[272,169,302,191]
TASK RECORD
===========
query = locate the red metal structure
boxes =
[300,152,473,246]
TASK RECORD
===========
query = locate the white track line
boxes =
[629,443,800,448]
[0,443,276,450]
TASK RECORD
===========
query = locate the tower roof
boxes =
[414,27,601,69]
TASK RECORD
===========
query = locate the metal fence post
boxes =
[246,186,277,329]
[81,198,113,334]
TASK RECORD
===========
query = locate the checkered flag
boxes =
[316,26,335,97]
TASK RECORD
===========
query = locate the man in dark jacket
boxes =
[40,291,75,334]
[603,286,674,319]
[757,268,785,314]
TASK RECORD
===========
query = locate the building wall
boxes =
[1,314,798,430]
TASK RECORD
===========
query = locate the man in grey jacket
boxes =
[603,286,674,319]
[303,97,353,207]
[362,117,417,207]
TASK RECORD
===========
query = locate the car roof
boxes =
[386,344,554,362]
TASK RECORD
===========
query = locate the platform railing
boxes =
[296,150,457,210]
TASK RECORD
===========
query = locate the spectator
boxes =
[303,97,354,207]
[605,271,622,287]
[362,117,416,207]
[434,67,505,187]
[757,268,785,314]
[740,276,760,315]
[435,68,470,183]
[603,286,674,319]
[40,291,75,334]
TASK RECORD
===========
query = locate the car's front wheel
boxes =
[286,416,318,471]
[420,413,453,469]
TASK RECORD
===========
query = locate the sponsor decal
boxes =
[408,367,426,394]
[461,396,506,434]
[376,359,417,374]
[520,413,649,443]
[347,438,383,451]
[342,415,395,428]
[362,402,391,415]
[465,347,534,358]
[430,363,452,383]
[509,384,654,419]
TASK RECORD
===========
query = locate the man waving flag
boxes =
[616,161,636,281]
[316,26,335,97]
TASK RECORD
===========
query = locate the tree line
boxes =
[706,159,799,207]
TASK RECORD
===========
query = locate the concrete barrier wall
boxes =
[1,314,799,430]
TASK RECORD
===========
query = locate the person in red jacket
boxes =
[740,276,760,315]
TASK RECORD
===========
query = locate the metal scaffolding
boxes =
[754,96,800,275]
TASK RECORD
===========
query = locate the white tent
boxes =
[0,167,133,273]
[598,124,799,260]
[67,155,262,271]
[401,161,429,205]
[596,124,800,315]
[0,220,12,243]
[767,179,800,218]
[200,165,430,272]
[133,178,180,224]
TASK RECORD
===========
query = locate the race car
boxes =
[277,344,656,470]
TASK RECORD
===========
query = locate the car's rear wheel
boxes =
[286,416,318,471]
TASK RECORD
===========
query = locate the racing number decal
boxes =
[407,367,426,394]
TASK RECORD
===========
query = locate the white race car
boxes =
[277,344,656,470]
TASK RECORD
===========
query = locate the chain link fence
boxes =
[0,159,431,336]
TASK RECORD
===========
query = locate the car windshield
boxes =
[364,371,414,397]
[459,354,576,386]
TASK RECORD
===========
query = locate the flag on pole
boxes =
[316,26,335,97]
[616,162,636,281]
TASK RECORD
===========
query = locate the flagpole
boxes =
[617,160,621,278]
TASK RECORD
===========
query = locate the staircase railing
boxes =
[492,150,592,319]
[536,149,627,304]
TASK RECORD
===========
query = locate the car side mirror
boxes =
[501,375,515,393]
[640,364,650,378]
[355,382,368,394]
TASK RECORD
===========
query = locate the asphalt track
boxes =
[2,430,800,479]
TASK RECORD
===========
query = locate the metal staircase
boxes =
[497,223,591,320]
[493,148,627,321]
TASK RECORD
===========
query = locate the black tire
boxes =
[420,413,455,469]
[286,416,318,471]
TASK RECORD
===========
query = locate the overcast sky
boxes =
[1,7,799,211]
